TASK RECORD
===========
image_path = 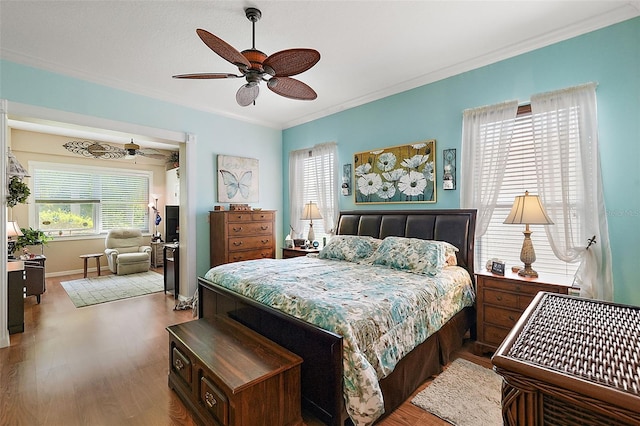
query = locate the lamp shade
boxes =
[503,191,554,225]
[302,202,322,221]
[7,221,23,238]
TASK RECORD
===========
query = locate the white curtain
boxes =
[288,148,306,238]
[460,100,518,239]
[288,142,338,239]
[531,83,613,300]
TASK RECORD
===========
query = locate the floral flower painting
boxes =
[354,140,436,204]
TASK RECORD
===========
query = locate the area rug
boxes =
[61,271,164,308]
[411,358,502,426]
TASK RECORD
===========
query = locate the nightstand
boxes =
[150,241,164,267]
[475,269,576,354]
[282,247,320,258]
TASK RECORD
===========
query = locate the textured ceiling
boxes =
[1,1,639,131]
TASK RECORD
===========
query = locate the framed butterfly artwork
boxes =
[217,155,259,203]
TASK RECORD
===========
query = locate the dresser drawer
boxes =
[228,248,274,263]
[252,211,274,222]
[228,236,274,251]
[227,221,273,237]
[484,305,521,329]
[171,344,193,389]
[199,374,229,425]
[226,211,274,222]
[226,212,254,222]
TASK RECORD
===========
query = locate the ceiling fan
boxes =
[173,7,320,106]
[63,139,167,160]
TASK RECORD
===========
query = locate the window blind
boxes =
[302,151,335,239]
[33,163,150,233]
[477,106,580,276]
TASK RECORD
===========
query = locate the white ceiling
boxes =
[1,1,639,131]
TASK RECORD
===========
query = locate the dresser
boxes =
[475,270,575,353]
[209,210,276,267]
[167,316,304,426]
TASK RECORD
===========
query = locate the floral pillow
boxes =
[364,236,459,276]
[318,235,382,262]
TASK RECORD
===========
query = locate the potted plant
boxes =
[7,176,30,207]
[167,151,179,170]
[14,227,53,255]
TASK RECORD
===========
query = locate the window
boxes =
[476,105,579,276]
[31,162,151,236]
[289,142,338,243]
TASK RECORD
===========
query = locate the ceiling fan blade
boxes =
[172,73,242,79]
[196,28,250,69]
[263,49,320,77]
[236,84,260,107]
[267,77,317,100]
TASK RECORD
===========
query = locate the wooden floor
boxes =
[1,270,492,425]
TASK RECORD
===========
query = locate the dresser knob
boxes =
[496,295,503,301]
[508,315,515,321]
[233,241,243,246]
[261,239,269,244]
[232,227,243,232]
[204,391,217,408]
[174,359,184,371]
[260,225,268,230]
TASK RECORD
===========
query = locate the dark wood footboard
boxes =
[198,277,348,426]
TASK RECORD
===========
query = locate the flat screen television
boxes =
[165,205,179,242]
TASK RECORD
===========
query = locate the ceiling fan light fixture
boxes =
[236,83,260,107]
[174,8,319,105]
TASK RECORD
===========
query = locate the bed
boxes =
[198,209,477,425]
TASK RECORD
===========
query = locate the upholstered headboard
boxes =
[336,209,477,278]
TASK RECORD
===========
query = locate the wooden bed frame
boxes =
[198,209,477,425]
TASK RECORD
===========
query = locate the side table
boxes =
[79,253,103,278]
[492,292,640,425]
[475,270,575,353]
[150,241,164,268]
[282,247,320,258]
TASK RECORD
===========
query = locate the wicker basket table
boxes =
[492,292,640,425]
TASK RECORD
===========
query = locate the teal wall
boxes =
[283,17,640,306]
[0,60,283,280]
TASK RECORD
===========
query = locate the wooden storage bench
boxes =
[167,316,304,426]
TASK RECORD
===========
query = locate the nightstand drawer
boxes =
[482,324,511,347]
[227,221,273,236]
[483,288,518,308]
[200,375,229,425]
[484,305,521,329]
[481,277,543,295]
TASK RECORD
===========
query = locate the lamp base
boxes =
[307,224,315,243]
[517,265,539,278]
[518,226,538,278]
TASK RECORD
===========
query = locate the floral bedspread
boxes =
[203,256,474,425]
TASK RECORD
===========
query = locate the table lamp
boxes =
[503,191,554,278]
[7,221,23,258]
[302,201,322,243]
